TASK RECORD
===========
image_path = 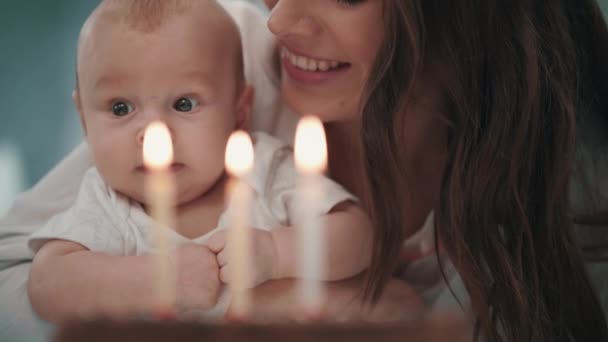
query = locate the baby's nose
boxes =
[136,121,176,150]
[136,128,145,147]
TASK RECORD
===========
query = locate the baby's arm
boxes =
[272,201,373,281]
[207,201,372,287]
[29,240,220,323]
[29,240,158,323]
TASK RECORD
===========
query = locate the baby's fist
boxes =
[207,228,279,288]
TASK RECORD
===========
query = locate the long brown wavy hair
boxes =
[361,0,608,341]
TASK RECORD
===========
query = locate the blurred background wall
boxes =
[0,0,265,215]
[0,0,607,215]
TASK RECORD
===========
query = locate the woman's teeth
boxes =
[282,48,344,72]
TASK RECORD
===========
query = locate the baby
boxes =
[27,0,372,323]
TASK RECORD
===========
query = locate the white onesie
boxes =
[28,132,356,318]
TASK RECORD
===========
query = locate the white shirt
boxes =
[28,132,355,255]
[28,132,356,318]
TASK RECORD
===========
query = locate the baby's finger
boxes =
[220,265,231,283]
[207,230,227,253]
[217,248,229,267]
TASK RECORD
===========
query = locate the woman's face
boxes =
[264,0,384,122]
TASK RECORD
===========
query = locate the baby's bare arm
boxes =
[272,202,373,281]
[29,240,222,323]
[28,240,157,323]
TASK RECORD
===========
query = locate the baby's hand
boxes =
[171,243,221,311]
[207,228,279,288]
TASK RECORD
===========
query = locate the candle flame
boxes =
[225,130,254,177]
[143,122,173,170]
[295,116,327,173]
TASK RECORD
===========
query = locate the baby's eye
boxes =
[173,97,199,112]
[111,101,134,117]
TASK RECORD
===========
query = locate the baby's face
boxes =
[76,14,247,205]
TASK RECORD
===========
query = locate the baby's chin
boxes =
[285,91,358,123]
[119,186,202,209]
[112,187,147,207]
[108,174,225,210]
[104,181,157,208]
[174,180,224,207]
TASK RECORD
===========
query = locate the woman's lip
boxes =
[281,54,351,85]
[281,45,338,64]
[279,44,352,84]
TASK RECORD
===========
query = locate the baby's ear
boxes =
[72,89,87,135]
[235,85,254,130]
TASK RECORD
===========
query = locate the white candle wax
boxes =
[224,130,254,318]
[296,173,326,314]
[143,121,176,315]
[294,115,328,315]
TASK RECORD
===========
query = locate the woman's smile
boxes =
[280,46,351,84]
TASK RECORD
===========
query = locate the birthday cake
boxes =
[54,318,470,342]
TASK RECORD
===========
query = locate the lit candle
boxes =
[224,130,254,319]
[143,121,176,316]
[294,115,328,315]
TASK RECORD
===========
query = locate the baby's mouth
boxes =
[281,47,350,72]
[136,163,184,173]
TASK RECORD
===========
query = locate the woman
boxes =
[254,0,608,341]
[1,0,607,341]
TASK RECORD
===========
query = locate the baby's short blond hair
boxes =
[102,0,193,32]
[76,0,245,91]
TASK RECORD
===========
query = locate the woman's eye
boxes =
[173,97,199,112]
[111,101,134,117]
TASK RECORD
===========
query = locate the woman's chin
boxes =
[282,91,356,123]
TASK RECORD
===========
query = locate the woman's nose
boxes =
[267,0,320,38]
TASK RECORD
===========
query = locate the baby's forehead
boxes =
[94,0,232,34]
[80,0,238,43]
[76,0,243,79]
[105,0,193,32]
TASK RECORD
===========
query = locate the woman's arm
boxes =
[230,275,472,342]
[29,240,221,323]
[228,274,424,323]
[0,143,92,271]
